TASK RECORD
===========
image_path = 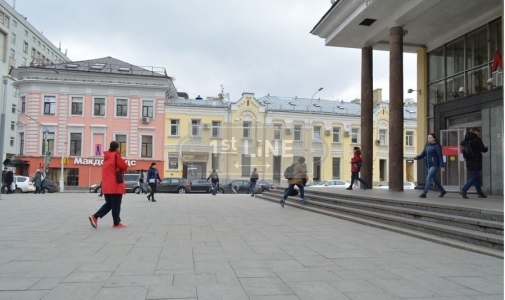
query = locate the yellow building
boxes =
[164,90,417,185]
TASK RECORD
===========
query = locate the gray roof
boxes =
[166,98,231,108]
[26,56,169,78]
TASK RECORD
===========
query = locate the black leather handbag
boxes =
[115,154,124,184]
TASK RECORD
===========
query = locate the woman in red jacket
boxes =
[89,141,128,229]
[346,147,369,190]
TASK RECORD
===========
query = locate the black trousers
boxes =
[95,194,123,225]
[148,184,157,200]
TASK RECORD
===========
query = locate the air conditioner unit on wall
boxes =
[141,117,151,123]
[325,129,331,136]
[285,128,291,134]
[203,124,210,130]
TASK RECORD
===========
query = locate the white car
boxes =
[376,181,416,189]
[306,180,350,188]
[14,176,36,193]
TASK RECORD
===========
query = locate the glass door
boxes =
[440,128,466,191]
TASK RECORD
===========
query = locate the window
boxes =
[313,126,321,140]
[12,20,16,27]
[241,154,251,177]
[69,133,82,156]
[10,33,15,44]
[11,104,16,113]
[141,136,153,158]
[12,88,17,97]
[116,134,127,155]
[9,48,14,59]
[41,132,55,155]
[22,42,28,54]
[191,119,200,137]
[20,96,25,113]
[332,158,340,179]
[211,153,220,170]
[379,129,387,145]
[274,124,281,140]
[93,98,105,116]
[10,121,14,130]
[170,119,179,136]
[43,96,56,115]
[294,125,302,141]
[243,121,251,138]
[9,137,14,146]
[405,131,414,147]
[19,133,24,155]
[24,30,28,36]
[116,99,128,117]
[351,128,359,144]
[31,47,35,58]
[332,127,341,143]
[71,97,83,115]
[212,121,220,138]
[142,100,154,118]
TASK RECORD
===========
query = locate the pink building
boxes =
[10,57,176,189]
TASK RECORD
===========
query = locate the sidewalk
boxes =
[0,192,502,299]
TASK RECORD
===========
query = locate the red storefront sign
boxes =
[442,146,459,156]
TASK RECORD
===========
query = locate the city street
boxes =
[0,192,502,300]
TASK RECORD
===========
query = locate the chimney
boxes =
[373,88,382,106]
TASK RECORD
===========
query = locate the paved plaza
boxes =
[0,192,503,300]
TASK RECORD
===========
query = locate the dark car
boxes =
[88,174,148,194]
[89,182,101,194]
[256,180,276,192]
[157,178,191,194]
[219,180,263,194]
[42,180,60,193]
[189,179,212,193]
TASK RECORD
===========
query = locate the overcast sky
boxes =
[13,0,417,102]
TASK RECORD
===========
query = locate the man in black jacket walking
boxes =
[460,128,488,199]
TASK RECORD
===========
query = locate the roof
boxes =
[27,56,170,78]
[310,0,342,34]
[166,98,231,108]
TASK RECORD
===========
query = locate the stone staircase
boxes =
[257,189,504,258]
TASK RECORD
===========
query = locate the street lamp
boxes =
[308,87,323,181]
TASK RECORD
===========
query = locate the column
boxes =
[389,26,404,191]
[361,46,373,187]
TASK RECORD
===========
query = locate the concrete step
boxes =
[259,191,504,258]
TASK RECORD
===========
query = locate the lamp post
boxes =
[0,79,7,199]
[17,109,49,175]
[308,87,323,181]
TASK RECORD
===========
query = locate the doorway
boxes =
[313,156,321,181]
[273,156,281,184]
[379,159,387,182]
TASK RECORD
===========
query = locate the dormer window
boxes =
[91,63,105,70]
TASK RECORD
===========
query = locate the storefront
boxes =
[13,156,164,188]
[180,153,209,180]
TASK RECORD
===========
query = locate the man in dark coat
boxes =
[1,167,7,194]
[460,128,488,199]
[4,168,14,194]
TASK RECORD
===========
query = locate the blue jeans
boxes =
[139,182,147,194]
[462,169,483,194]
[349,172,368,188]
[250,182,257,196]
[212,182,218,195]
[282,183,304,200]
[423,166,445,194]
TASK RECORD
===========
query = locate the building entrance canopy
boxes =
[311,0,502,52]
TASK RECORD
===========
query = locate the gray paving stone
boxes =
[276,271,341,282]
[104,275,174,288]
[146,284,196,299]
[240,277,293,296]
[93,286,148,300]
[328,279,386,294]
[367,278,436,298]
[62,271,112,283]
[285,281,349,300]
[173,274,217,285]
[25,262,81,278]
[248,296,301,300]
[342,292,399,300]
[113,262,157,276]
[0,290,49,300]
[29,277,64,290]
[234,268,277,278]
[0,277,41,291]
[40,282,103,300]
[196,283,249,300]
[445,276,504,295]
[156,258,194,270]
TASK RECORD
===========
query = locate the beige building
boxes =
[164,90,418,185]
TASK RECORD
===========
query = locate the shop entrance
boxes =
[182,162,206,180]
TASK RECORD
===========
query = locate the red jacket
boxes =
[350,150,362,173]
[102,150,128,194]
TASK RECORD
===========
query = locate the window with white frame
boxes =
[69,133,82,156]
[405,131,414,147]
[332,126,341,143]
[93,98,106,116]
[243,121,251,138]
[141,135,153,158]
[212,121,220,138]
[115,134,127,155]
[41,132,55,155]
[274,124,281,140]
[332,158,341,179]
[9,48,14,59]
[19,133,24,155]
[116,99,128,117]
[71,97,83,116]
[11,33,15,44]
[9,137,14,146]
[379,129,387,145]
[11,104,16,113]
[294,125,302,141]
[20,96,26,113]
[43,96,56,115]
[23,41,28,53]
[191,119,200,137]
[142,100,154,118]
[351,128,360,144]
[313,126,321,140]
[10,121,15,131]
[170,119,179,136]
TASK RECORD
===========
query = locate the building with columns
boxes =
[10,57,176,188]
[311,0,503,195]
[164,90,418,186]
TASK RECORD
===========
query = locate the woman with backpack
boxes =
[346,147,369,190]
[414,133,446,198]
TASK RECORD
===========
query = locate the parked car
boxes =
[306,180,349,188]
[14,176,36,193]
[219,180,263,194]
[157,178,191,194]
[189,179,212,193]
[256,180,276,192]
[42,180,60,193]
[88,174,145,194]
[377,181,416,189]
